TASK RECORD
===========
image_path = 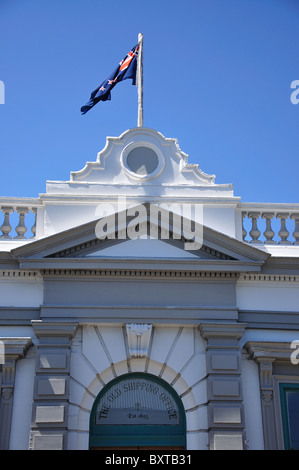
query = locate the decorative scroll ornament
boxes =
[126,324,152,358]
[261,390,273,402]
[1,387,14,402]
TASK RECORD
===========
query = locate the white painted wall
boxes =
[240,352,264,450]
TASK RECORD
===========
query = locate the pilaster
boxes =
[243,341,292,450]
[199,322,247,450]
[30,321,78,450]
[0,337,32,450]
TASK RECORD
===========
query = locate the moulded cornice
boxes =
[0,270,42,279]
[0,337,33,359]
[37,268,241,279]
[199,322,247,342]
[17,257,265,273]
[38,194,240,204]
[238,273,299,283]
[244,341,294,362]
[31,320,78,340]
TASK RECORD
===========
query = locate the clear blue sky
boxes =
[0,0,298,202]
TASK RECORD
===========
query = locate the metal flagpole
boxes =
[137,33,143,127]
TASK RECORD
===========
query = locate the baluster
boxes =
[290,213,299,245]
[0,207,14,239]
[248,212,262,243]
[30,208,37,238]
[14,207,28,239]
[242,212,248,242]
[262,212,276,244]
[277,213,291,245]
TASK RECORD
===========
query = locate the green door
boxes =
[89,373,186,449]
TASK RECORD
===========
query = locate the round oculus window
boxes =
[126,146,159,177]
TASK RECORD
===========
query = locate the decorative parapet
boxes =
[0,197,42,240]
[70,127,217,186]
[239,203,299,245]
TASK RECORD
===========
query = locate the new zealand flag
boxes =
[81,43,139,115]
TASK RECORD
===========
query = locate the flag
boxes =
[81,43,139,115]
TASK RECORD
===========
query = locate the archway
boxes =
[89,373,186,449]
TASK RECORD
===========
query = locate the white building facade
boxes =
[0,127,299,450]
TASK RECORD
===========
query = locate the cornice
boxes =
[38,194,239,204]
[39,268,241,280]
[0,270,43,280]
[244,341,294,362]
[18,258,263,273]
[0,337,33,359]
[238,273,299,283]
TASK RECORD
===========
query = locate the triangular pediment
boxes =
[80,239,201,259]
[11,203,269,272]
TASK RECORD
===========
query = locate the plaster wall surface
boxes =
[42,201,238,240]
[236,280,299,312]
[0,277,43,307]
[43,277,237,308]
[240,354,264,450]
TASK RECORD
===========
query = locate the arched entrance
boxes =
[89,373,186,450]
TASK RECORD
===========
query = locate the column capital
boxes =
[199,322,247,342]
[276,212,290,219]
[0,337,32,362]
[16,206,29,214]
[243,341,292,362]
[261,212,275,219]
[31,321,78,341]
[1,206,14,214]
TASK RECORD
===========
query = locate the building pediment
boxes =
[11,203,269,273]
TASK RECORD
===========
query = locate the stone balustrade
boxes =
[0,198,42,240]
[240,203,299,245]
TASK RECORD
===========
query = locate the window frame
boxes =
[279,382,299,450]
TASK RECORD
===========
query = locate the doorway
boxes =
[89,373,186,450]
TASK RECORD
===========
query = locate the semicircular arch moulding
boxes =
[71,358,202,450]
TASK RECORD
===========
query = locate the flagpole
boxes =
[137,33,143,127]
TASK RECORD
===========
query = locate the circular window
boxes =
[126,147,159,176]
[121,142,165,181]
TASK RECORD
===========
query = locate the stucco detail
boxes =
[68,325,207,450]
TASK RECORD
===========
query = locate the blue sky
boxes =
[0,0,298,202]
